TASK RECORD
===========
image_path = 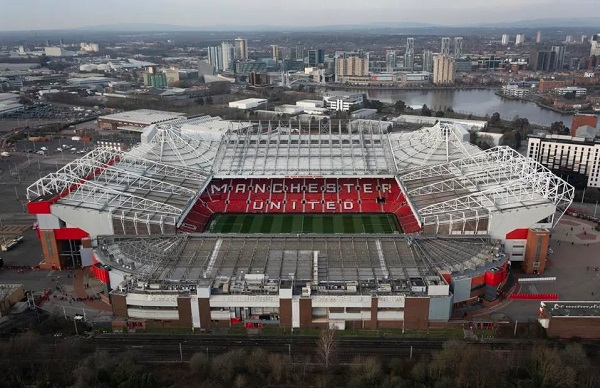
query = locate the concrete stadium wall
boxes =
[428,295,452,321]
[452,277,471,303]
[488,204,554,240]
[52,205,114,238]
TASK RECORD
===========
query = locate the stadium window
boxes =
[249,186,253,190]
[302,186,307,191]
[321,200,324,204]
[225,200,230,204]
[228,186,233,190]
[376,186,381,191]
[302,200,306,204]
[266,200,270,203]
[246,200,250,204]
[358,200,362,204]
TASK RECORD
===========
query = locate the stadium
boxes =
[26,116,574,330]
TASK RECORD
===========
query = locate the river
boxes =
[358,89,591,128]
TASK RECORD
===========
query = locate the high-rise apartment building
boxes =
[422,50,434,73]
[536,31,542,43]
[234,38,248,60]
[432,55,455,85]
[501,34,510,46]
[441,37,450,55]
[271,45,281,61]
[207,46,223,72]
[335,55,369,83]
[308,49,324,67]
[591,34,600,57]
[581,35,588,43]
[222,42,235,71]
[565,35,573,44]
[291,45,304,61]
[515,34,525,46]
[552,46,566,71]
[405,38,415,70]
[454,37,463,58]
[385,50,397,72]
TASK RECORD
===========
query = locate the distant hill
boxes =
[469,17,600,28]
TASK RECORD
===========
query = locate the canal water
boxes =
[360,89,592,128]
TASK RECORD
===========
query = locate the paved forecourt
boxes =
[207,213,401,234]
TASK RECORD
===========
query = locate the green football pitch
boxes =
[207,213,401,234]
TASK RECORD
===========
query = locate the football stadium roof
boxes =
[26,118,573,235]
[95,234,505,293]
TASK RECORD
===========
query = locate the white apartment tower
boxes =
[422,50,434,73]
[405,37,415,70]
[454,37,463,58]
[501,34,510,46]
[222,42,235,71]
[441,37,450,55]
[515,34,525,46]
[207,46,223,72]
[234,38,248,60]
[591,34,600,57]
[536,31,542,43]
[386,50,397,72]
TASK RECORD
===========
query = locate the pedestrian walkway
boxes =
[552,216,600,245]
[72,269,112,312]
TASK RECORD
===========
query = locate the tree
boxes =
[366,99,385,112]
[490,112,501,125]
[316,328,337,370]
[477,134,495,150]
[529,346,575,388]
[563,91,576,100]
[394,100,406,113]
[550,121,565,134]
[435,111,445,117]
[421,104,432,117]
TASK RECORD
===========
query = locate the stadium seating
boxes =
[179,177,423,233]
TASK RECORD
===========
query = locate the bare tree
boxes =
[316,328,337,370]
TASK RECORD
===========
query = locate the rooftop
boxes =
[98,109,185,125]
[96,234,505,295]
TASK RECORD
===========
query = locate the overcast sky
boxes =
[0,0,597,30]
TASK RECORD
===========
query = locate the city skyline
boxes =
[1,0,599,31]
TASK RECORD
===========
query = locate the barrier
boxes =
[518,277,556,283]
[509,293,559,300]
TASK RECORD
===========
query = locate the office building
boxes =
[555,86,587,98]
[515,34,525,46]
[271,45,281,61]
[143,66,167,88]
[591,34,600,57]
[552,46,566,71]
[454,37,463,58]
[530,50,558,71]
[441,37,450,55]
[235,38,248,60]
[432,55,455,85]
[308,49,324,67]
[528,134,600,188]
[422,50,434,72]
[386,50,397,72]
[565,35,573,44]
[222,42,235,71]
[536,31,542,43]
[405,38,415,70]
[335,55,369,83]
[323,91,364,111]
[207,46,223,72]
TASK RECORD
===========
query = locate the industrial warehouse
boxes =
[26,116,574,330]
